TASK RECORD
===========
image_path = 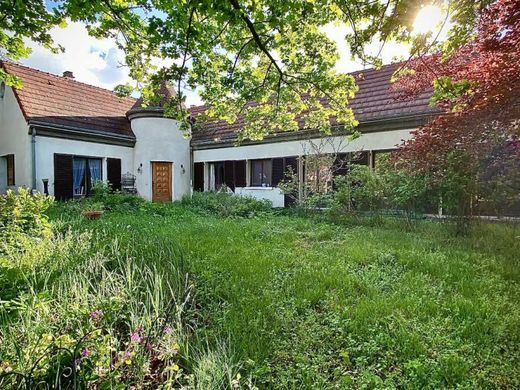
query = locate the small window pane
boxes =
[251,159,272,187]
[88,159,102,185]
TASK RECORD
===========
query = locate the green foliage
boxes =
[52,202,520,388]
[0,210,240,388]
[181,191,272,218]
[2,0,488,139]
[90,182,147,212]
[430,76,475,111]
[0,0,65,86]
[2,201,520,388]
[113,83,134,98]
[0,188,54,254]
[331,165,386,214]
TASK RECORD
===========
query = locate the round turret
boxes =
[127,82,191,202]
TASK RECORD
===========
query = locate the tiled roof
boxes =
[3,61,436,145]
[190,63,437,144]
[1,61,136,138]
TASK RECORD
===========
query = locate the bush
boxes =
[0,188,54,255]
[91,182,146,212]
[330,165,385,215]
[181,191,272,217]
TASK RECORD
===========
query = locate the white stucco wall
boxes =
[131,116,191,201]
[0,85,32,193]
[193,128,414,162]
[35,136,134,195]
[235,186,285,207]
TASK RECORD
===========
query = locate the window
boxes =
[5,154,14,186]
[54,154,102,199]
[251,159,272,187]
[72,157,102,196]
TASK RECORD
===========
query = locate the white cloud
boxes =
[22,20,205,105]
[22,21,133,91]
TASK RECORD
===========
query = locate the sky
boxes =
[20,5,443,106]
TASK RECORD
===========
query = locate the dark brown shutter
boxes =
[54,154,73,200]
[6,154,15,186]
[194,162,204,192]
[283,157,299,207]
[224,160,235,191]
[234,161,246,187]
[272,158,285,186]
[107,158,122,191]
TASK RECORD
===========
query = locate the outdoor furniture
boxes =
[121,172,138,194]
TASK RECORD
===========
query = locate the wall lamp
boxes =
[137,163,143,174]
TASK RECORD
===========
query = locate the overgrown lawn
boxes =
[47,201,520,389]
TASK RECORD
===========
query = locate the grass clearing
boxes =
[1,193,519,388]
[51,199,520,388]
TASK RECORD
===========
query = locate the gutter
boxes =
[191,113,436,150]
[28,120,136,147]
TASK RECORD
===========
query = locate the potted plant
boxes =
[81,202,105,219]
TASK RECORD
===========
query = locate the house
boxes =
[0,61,435,206]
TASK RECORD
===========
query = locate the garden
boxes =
[0,187,518,389]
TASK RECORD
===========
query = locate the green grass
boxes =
[43,200,520,389]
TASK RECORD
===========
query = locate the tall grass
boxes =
[0,195,242,389]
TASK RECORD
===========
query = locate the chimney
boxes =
[62,71,74,79]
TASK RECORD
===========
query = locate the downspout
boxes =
[189,121,194,196]
[31,127,36,191]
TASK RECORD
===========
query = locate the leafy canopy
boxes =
[1,0,490,139]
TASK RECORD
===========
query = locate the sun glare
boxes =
[413,5,444,35]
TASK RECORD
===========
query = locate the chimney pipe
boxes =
[62,71,74,79]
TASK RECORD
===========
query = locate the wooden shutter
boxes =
[283,157,299,207]
[6,154,15,186]
[224,160,235,190]
[272,158,285,186]
[107,158,122,191]
[54,154,73,200]
[234,161,246,187]
[193,162,204,192]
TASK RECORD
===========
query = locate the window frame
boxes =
[250,159,272,187]
[72,156,103,197]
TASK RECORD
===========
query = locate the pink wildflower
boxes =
[90,309,103,320]
[130,331,141,343]
[81,348,91,357]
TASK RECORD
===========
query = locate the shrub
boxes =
[181,191,272,217]
[0,188,54,255]
[330,165,385,215]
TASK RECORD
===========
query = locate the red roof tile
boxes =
[190,63,437,144]
[2,61,136,138]
[2,61,437,145]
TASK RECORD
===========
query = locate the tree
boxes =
[1,0,494,139]
[0,0,65,88]
[393,0,520,216]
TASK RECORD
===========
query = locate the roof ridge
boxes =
[1,60,136,103]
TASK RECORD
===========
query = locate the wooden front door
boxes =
[152,162,172,202]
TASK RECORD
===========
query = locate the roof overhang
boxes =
[28,120,136,147]
[191,114,435,150]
